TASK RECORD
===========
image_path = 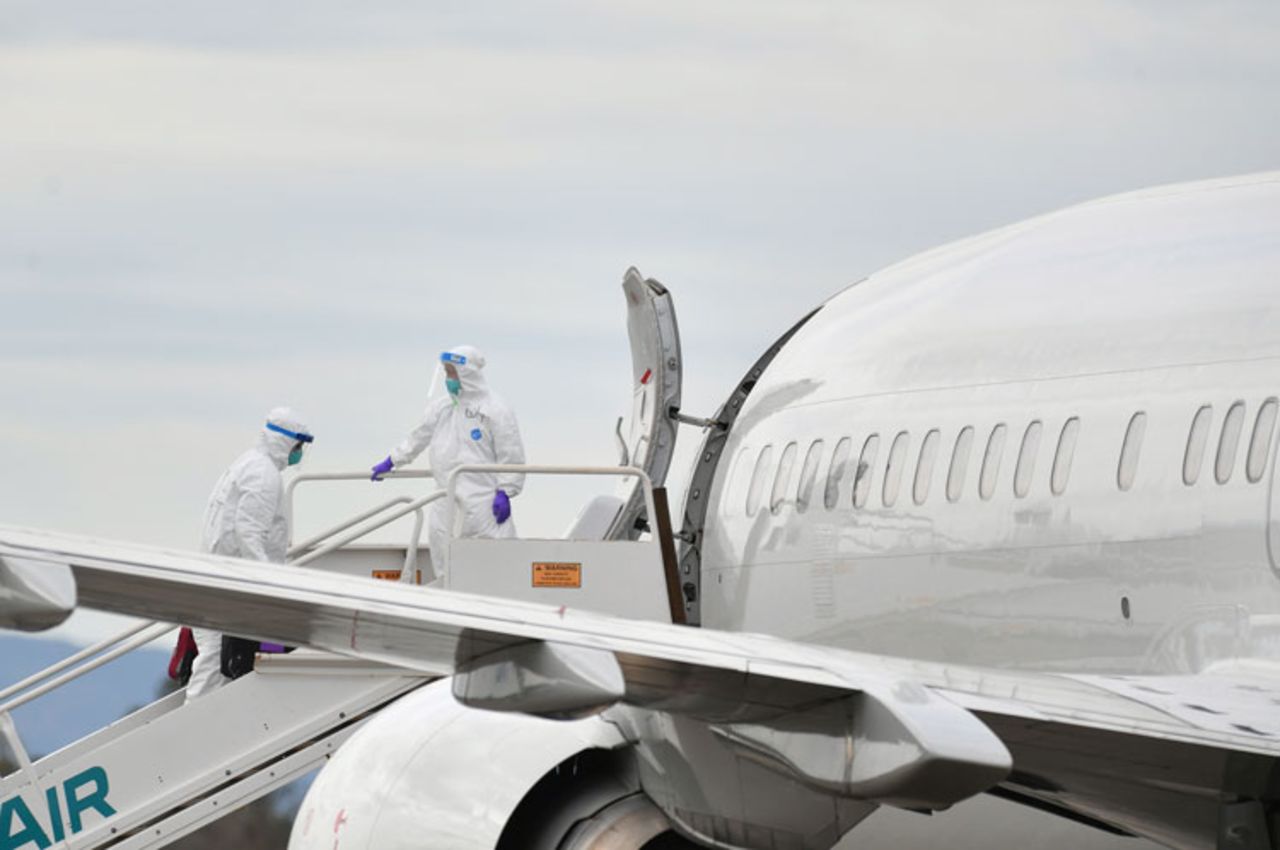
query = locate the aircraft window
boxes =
[883,431,910,507]
[913,429,941,505]
[947,426,975,503]
[1247,399,1278,484]
[795,440,825,514]
[1117,412,1146,492]
[725,447,752,514]
[1183,406,1213,486]
[770,442,799,514]
[1216,402,1246,484]
[746,444,774,516]
[1051,417,1081,496]
[980,424,1008,501]
[1013,421,1043,498]
[854,434,880,509]
[823,437,852,510]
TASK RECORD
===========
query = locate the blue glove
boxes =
[371,456,394,481]
[493,489,511,524]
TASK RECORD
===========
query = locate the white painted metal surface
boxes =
[608,268,684,542]
[0,555,75,631]
[698,173,1280,677]
[448,538,670,623]
[565,494,627,541]
[6,523,1276,755]
[0,651,427,850]
[445,464,671,621]
[289,679,629,850]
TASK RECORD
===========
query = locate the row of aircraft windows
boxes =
[740,398,1279,517]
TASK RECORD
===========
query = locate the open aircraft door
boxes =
[604,268,683,542]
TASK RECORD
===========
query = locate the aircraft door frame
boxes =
[675,306,823,626]
[1267,397,1280,576]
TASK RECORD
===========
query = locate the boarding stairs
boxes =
[0,464,680,849]
[0,471,450,849]
[0,632,427,849]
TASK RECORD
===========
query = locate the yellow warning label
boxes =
[532,562,582,588]
[371,569,403,582]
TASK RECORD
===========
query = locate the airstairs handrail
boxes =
[0,622,175,716]
[287,495,416,558]
[444,464,658,541]
[284,469,437,575]
[0,620,175,777]
[1,619,175,771]
[284,468,436,534]
[289,491,444,568]
[0,619,161,705]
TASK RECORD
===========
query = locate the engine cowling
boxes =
[289,679,700,850]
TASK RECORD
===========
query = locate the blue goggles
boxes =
[266,422,315,443]
[440,351,468,366]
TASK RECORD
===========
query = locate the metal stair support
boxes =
[0,650,429,850]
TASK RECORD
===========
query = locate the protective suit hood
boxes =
[432,344,491,402]
[258,407,312,470]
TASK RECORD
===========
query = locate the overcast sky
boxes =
[3,0,1279,644]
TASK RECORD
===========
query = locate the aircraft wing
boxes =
[3,525,1278,843]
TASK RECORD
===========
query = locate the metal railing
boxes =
[288,496,415,557]
[285,469,438,574]
[291,492,443,570]
[0,620,176,771]
[0,621,175,717]
[284,469,436,526]
[444,464,655,541]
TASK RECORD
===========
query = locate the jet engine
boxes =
[288,680,701,849]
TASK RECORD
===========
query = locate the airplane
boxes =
[2,170,1280,850]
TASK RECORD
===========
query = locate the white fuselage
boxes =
[286,174,1280,850]
[700,173,1280,675]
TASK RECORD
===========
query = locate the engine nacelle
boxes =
[289,680,697,850]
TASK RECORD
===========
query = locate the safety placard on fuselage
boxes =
[532,562,581,588]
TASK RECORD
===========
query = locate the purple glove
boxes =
[371,456,394,481]
[492,489,511,524]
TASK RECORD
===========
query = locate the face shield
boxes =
[427,349,477,406]
[266,421,315,466]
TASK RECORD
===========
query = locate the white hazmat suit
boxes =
[186,407,312,701]
[385,346,525,580]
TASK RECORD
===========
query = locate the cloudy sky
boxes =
[3,0,1279,643]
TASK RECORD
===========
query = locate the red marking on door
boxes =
[334,808,349,834]
[640,368,652,385]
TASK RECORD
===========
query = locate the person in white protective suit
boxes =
[185,407,314,702]
[370,345,525,581]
